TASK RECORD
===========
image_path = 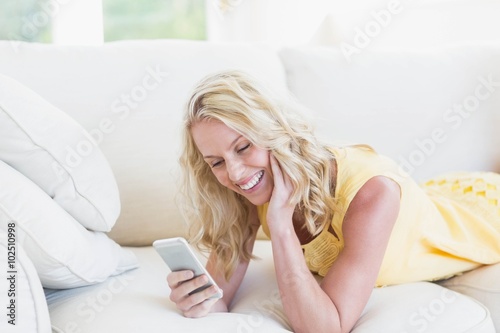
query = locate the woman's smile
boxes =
[238,170,264,191]
[191,119,273,205]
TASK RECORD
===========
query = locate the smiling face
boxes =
[191,119,274,206]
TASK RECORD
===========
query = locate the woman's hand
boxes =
[266,153,296,232]
[167,270,225,318]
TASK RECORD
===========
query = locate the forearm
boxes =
[271,226,342,333]
[206,252,250,313]
[209,299,229,313]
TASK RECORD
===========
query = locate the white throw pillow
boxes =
[0,229,51,332]
[0,73,120,232]
[279,45,500,182]
[0,160,138,289]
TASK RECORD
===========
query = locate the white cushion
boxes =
[46,245,291,333]
[438,263,500,332]
[46,241,494,332]
[0,229,51,332]
[233,242,495,333]
[0,160,138,289]
[0,73,120,232]
[352,283,494,333]
[279,43,500,182]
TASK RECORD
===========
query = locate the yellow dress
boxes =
[258,146,500,287]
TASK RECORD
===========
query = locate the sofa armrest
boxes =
[0,228,51,332]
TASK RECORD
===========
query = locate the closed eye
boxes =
[211,160,223,168]
[238,143,251,153]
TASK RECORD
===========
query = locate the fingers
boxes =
[183,297,220,318]
[166,272,222,317]
[178,283,221,316]
[269,153,284,187]
[269,153,280,175]
[267,153,296,227]
[167,270,194,288]
[168,272,205,303]
[269,153,292,192]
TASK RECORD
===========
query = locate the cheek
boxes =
[213,170,231,188]
[251,149,270,166]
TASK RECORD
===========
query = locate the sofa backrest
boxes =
[279,42,500,182]
[1,40,499,246]
[0,40,288,246]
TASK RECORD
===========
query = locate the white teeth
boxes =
[239,171,263,190]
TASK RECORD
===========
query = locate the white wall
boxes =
[206,0,332,45]
[322,0,500,49]
[207,0,500,48]
[52,0,103,45]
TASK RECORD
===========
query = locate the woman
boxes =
[167,70,500,333]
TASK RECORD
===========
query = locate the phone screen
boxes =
[153,238,222,298]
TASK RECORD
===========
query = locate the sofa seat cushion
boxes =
[46,241,495,332]
[352,283,494,333]
[438,263,500,332]
[45,244,290,333]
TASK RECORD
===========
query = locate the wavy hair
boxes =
[179,70,338,280]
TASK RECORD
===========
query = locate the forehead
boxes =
[191,119,242,155]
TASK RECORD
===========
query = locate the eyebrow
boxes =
[203,135,243,159]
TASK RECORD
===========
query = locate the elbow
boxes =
[290,316,346,333]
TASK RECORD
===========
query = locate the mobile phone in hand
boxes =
[153,237,223,299]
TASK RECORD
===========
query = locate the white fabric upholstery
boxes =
[279,43,500,182]
[46,241,495,333]
[353,283,494,333]
[0,40,288,246]
[438,263,500,332]
[0,229,51,333]
[46,243,291,333]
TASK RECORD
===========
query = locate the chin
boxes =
[247,193,272,207]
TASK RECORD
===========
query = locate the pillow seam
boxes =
[0,105,109,228]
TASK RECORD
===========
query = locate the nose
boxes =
[226,158,245,182]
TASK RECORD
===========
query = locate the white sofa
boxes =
[1,39,500,333]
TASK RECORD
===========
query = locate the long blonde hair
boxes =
[180,70,338,280]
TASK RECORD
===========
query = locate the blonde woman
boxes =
[167,70,500,332]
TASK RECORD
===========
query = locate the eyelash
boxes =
[210,143,251,168]
[238,143,250,152]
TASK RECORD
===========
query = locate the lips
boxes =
[238,171,264,191]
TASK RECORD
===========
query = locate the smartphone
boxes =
[153,237,223,299]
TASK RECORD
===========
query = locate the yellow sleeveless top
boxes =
[258,146,500,287]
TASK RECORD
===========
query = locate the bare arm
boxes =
[267,155,400,333]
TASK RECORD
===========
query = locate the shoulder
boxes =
[334,146,391,176]
[342,176,401,244]
[347,175,401,220]
[352,176,401,205]
[332,145,405,203]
